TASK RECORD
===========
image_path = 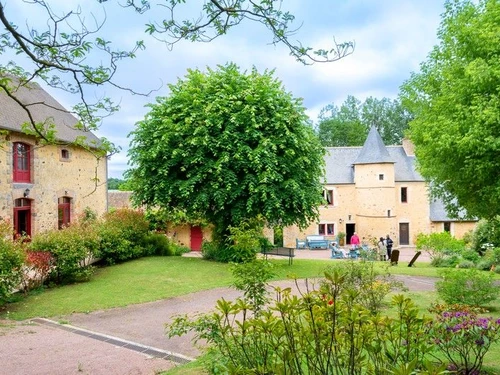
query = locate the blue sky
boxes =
[4,0,445,178]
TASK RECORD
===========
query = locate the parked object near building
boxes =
[284,127,477,249]
[0,76,108,237]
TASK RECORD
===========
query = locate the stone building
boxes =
[283,127,477,248]
[0,77,108,237]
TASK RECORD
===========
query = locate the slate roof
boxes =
[0,76,101,146]
[353,126,394,164]
[324,146,424,184]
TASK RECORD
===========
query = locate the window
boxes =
[401,187,408,203]
[318,224,326,235]
[444,222,451,233]
[327,223,334,235]
[58,197,71,229]
[13,142,31,182]
[319,223,335,235]
[61,149,70,160]
[379,174,384,181]
[324,189,334,205]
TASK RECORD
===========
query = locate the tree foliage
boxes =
[400,0,500,219]
[0,0,353,143]
[126,63,325,240]
[316,95,411,147]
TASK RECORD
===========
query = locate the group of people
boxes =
[378,235,394,261]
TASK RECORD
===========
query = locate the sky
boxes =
[3,0,446,178]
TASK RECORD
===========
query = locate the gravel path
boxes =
[0,251,435,375]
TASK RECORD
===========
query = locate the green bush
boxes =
[324,261,405,314]
[431,254,461,268]
[142,233,174,256]
[470,217,500,254]
[416,232,465,265]
[98,209,150,264]
[201,240,232,262]
[30,223,99,284]
[457,260,475,269]
[436,268,498,306]
[0,230,25,302]
[460,248,481,263]
[167,270,431,374]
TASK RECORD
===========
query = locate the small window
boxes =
[61,149,70,160]
[401,187,408,203]
[379,174,384,181]
[444,222,451,233]
[324,189,334,205]
[318,224,326,235]
[387,209,391,217]
[13,142,31,182]
[327,223,334,235]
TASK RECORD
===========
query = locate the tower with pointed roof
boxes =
[352,126,396,238]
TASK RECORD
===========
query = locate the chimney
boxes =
[402,138,415,156]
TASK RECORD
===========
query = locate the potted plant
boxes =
[337,232,346,246]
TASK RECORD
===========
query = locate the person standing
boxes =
[378,237,386,260]
[386,234,394,260]
[350,232,360,249]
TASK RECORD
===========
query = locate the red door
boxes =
[190,226,203,251]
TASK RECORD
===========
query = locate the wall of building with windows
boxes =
[0,132,107,237]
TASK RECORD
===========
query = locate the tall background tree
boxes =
[316,95,411,147]
[400,0,500,219]
[126,63,326,242]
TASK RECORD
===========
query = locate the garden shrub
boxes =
[459,248,480,264]
[142,233,174,256]
[324,260,405,314]
[98,209,150,264]
[29,223,99,284]
[456,260,475,269]
[0,222,25,302]
[21,251,54,292]
[470,217,500,254]
[167,269,430,374]
[227,217,268,263]
[231,260,275,315]
[169,243,191,256]
[416,232,465,265]
[427,304,500,374]
[436,268,498,306]
[201,240,232,262]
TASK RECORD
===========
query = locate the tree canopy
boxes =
[126,63,326,239]
[0,0,353,146]
[316,95,411,147]
[400,0,500,219]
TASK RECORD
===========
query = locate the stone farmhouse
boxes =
[283,126,477,249]
[0,77,108,237]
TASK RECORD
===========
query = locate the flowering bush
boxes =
[427,306,500,374]
[21,251,54,292]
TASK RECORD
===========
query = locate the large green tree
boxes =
[400,0,500,219]
[126,64,326,240]
[316,95,410,147]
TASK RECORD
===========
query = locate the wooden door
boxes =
[190,226,203,251]
[399,223,409,245]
